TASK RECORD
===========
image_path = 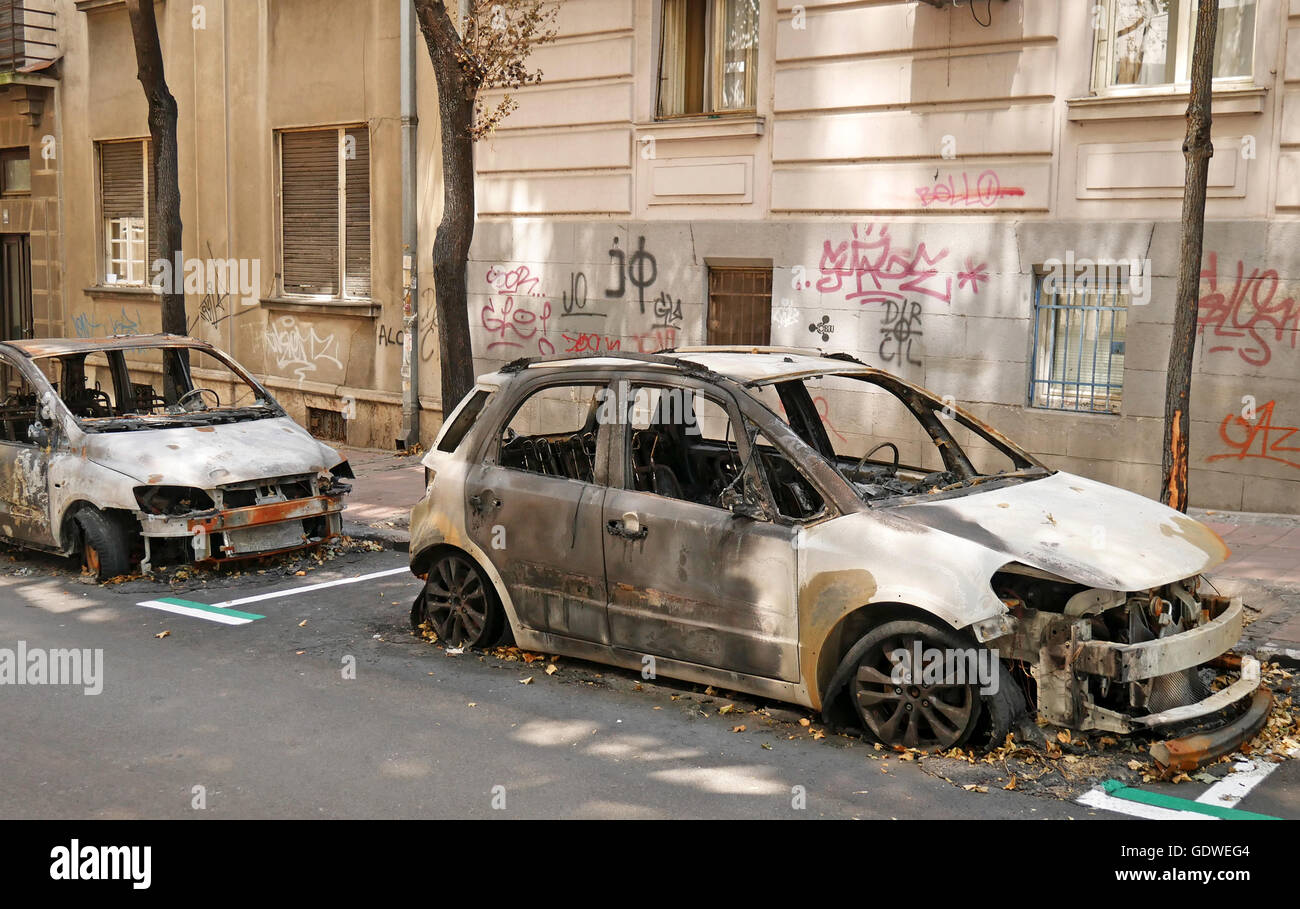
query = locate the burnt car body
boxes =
[0,334,352,579]
[408,347,1266,759]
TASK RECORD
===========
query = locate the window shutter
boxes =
[344,127,371,298]
[281,129,340,296]
[707,266,772,346]
[146,140,161,272]
[100,141,144,220]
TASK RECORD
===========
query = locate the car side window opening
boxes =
[0,363,42,445]
[751,429,825,521]
[753,374,1042,503]
[623,384,754,509]
[497,382,604,482]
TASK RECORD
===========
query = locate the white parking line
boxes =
[208,566,412,609]
[136,566,413,625]
[1076,788,1216,820]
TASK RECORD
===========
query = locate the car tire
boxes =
[847,619,985,751]
[76,508,131,582]
[411,551,505,649]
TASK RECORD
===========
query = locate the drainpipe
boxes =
[397,0,420,449]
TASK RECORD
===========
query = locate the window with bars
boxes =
[656,0,759,118]
[279,127,371,299]
[1029,271,1128,415]
[98,139,156,286]
[707,265,771,346]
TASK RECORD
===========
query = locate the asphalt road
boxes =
[0,544,1293,820]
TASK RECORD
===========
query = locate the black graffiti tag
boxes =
[880,300,923,366]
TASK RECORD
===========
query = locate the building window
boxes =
[279,127,371,299]
[1092,0,1256,92]
[707,265,771,346]
[0,148,30,195]
[1029,271,1129,415]
[656,0,759,118]
[98,139,155,286]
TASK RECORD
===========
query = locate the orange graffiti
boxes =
[1208,400,1300,471]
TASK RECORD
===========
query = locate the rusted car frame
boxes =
[408,348,1262,761]
[0,334,351,578]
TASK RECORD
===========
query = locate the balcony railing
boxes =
[0,2,56,74]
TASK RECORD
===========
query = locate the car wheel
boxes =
[849,619,984,751]
[76,508,131,581]
[412,552,504,648]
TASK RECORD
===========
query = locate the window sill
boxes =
[636,114,766,142]
[259,296,380,319]
[1066,86,1267,122]
[84,284,159,299]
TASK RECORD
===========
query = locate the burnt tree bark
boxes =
[1161,0,1218,513]
[415,0,477,413]
[126,0,185,339]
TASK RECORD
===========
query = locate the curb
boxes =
[343,521,411,553]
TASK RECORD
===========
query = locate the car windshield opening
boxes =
[750,372,1047,503]
[37,346,277,431]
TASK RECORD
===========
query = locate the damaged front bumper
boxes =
[996,592,1264,740]
[137,492,346,569]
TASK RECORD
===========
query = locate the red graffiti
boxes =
[632,327,677,353]
[956,257,989,294]
[485,264,544,298]
[1198,252,1300,367]
[563,332,621,354]
[813,395,847,443]
[915,170,1025,209]
[1208,401,1300,471]
[481,295,554,355]
[816,224,977,306]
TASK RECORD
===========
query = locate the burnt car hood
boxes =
[83,417,341,489]
[888,472,1230,591]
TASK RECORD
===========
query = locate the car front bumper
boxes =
[138,493,346,565]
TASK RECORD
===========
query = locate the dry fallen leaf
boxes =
[545,664,558,676]
[298,620,308,628]
[1057,730,1072,744]
[1127,760,1145,771]
[1004,775,1018,791]
[799,717,812,727]
[731,725,746,733]
[294,570,306,577]
[154,630,170,639]
[467,702,477,708]
[720,704,738,715]
[962,784,988,793]
[519,677,534,685]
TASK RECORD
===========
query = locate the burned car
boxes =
[0,335,352,580]
[409,347,1268,762]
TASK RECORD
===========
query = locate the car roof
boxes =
[481,346,881,387]
[0,334,213,359]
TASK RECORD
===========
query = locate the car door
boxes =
[0,354,56,548]
[601,377,801,682]
[464,377,613,644]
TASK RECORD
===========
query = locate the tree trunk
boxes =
[1161,0,1218,513]
[125,0,185,339]
[416,0,478,414]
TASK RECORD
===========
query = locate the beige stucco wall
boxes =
[57,0,443,447]
[462,0,1300,514]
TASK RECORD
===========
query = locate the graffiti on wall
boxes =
[1208,400,1300,471]
[1199,252,1300,367]
[915,170,1025,209]
[480,295,555,356]
[264,316,344,383]
[604,236,659,313]
[878,301,923,366]
[74,307,143,339]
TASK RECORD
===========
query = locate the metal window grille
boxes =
[1028,273,1128,414]
[707,266,772,346]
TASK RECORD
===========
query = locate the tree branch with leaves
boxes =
[414,0,557,412]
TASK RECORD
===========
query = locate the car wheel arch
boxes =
[411,542,519,632]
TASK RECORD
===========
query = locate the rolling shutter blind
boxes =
[344,127,371,298]
[145,140,161,271]
[100,141,144,220]
[281,129,339,296]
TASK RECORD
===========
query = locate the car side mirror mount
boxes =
[27,422,50,447]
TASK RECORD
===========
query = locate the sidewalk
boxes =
[335,445,1300,659]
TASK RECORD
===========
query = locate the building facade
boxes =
[49,0,446,448]
[465,0,1300,513]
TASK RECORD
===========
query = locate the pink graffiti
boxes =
[481,295,554,355]
[485,264,544,298]
[813,395,847,443]
[915,170,1025,209]
[956,258,989,294]
[817,223,971,305]
[1198,252,1300,367]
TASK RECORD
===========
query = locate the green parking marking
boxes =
[1102,779,1279,820]
[157,597,266,622]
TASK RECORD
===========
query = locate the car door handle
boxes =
[469,493,501,514]
[606,513,648,541]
